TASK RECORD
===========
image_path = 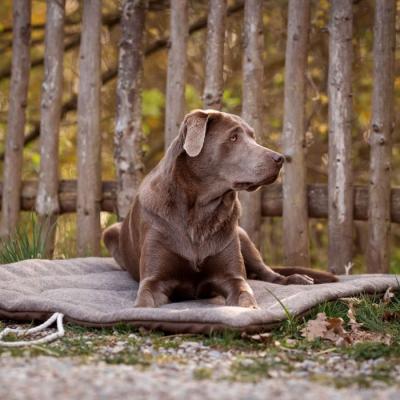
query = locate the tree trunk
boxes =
[115,0,148,219]
[239,0,264,248]
[203,0,226,110]
[0,0,31,238]
[35,0,65,257]
[76,0,102,256]
[164,0,188,149]
[281,0,311,267]
[327,0,353,274]
[367,0,396,273]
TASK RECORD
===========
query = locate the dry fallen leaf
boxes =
[327,317,347,335]
[301,313,352,345]
[382,310,400,321]
[301,313,329,341]
[347,302,363,331]
[383,287,395,304]
[301,301,394,346]
[325,317,352,345]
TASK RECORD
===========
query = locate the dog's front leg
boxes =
[135,277,171,308]
[134,234,182,308]
[201,236,258,308]
[238,227,314,285]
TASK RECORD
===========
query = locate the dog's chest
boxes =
[169,224,220,266]
[152,193,239,267]
[167,216,233,269]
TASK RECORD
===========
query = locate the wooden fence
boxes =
[0,0,397,274]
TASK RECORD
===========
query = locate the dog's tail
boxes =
[272,266,338,284]
[102,222,126,270]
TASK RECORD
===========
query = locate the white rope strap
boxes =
[0,312,64,347]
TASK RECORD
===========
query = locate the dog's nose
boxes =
[272,153,284,165]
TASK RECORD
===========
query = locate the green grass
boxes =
[1,291,398,358]
[193,367,213,380]
[230,359,273,382]
[347,292,400,338]
[202,330,264,351]
[283,289,400,340]
[0,306,399,388]
[310,371,395,389]
[344,341,400,361]
[0,214,53,264]
[265,287,300,337]
[312,299,350,320]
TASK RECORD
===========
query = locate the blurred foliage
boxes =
[0,0,399,270]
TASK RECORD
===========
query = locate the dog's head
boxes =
[177,109,283,192]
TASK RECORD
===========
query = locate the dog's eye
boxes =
[230,134,238,142]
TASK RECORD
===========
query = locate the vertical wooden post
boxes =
[327,0,353,274]
[76,0,102,256]
[115,0,148,219]
[282,0,311,267]
[203,0,226,110]
[0,0,31,238]
[367,0,396,273]
[239,0,264,248]
[36,0,65,257]
[164,0,188,149]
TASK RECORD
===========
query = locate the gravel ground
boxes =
[0,332,399,400]
[0,356,399,400]
[1,317,399,400]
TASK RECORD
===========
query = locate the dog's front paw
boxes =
[134,295,155,308]
[135,282,170,308]
[238,291,259,309]
[286,274,314,285]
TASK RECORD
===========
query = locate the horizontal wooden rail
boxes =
[0,180,117,214]
[262,183,400,223]
[1,180,399,223]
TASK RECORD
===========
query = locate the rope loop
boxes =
[0,312,64,347]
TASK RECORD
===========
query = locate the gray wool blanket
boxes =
[0,257,398,333]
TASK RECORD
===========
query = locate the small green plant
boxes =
[0,214,53,264]
[265,287,299,337]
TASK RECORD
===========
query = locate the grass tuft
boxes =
[344,342,399,361]
[0,214,54,264]
[265,287,301,337]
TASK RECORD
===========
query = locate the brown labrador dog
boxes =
[103,109,337,308]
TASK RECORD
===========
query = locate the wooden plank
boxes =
[203,0,226,110]
[281,0,311,266]
[367,0,396,273]
[164,0,188,149]
[115,0,148,219]
[327,0,353,274]
[0,0,32,237]
[36,0,66,257]
[76,0,102,256]
[239,0,264,248]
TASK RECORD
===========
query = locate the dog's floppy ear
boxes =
[182,110,210,157]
